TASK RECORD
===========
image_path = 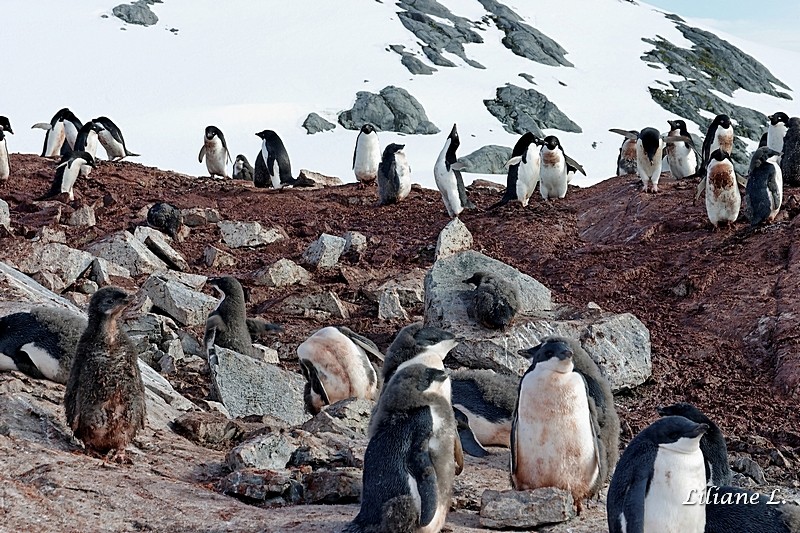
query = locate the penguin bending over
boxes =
[463,272,519,330]
[490,132,542,209]
[539,135,585,199]
[198,126,231,179]
[32,108,82,158]
[93,116,138,160]
[39,151,96,201]
[665,119,698,179]
[64,287,146,462]
[615,130,639,176]
[380,322,458,389]
[377,143,412,205]
[74,121,103,176]
[434,124,475,218]
[345,364,457,533]
[146,202,184,240]
[699,114,734,176]
[203,276,282,359]
[0,129,9,182]
[696,149,741,229]
[232,154,254,181]
[607,416,708,533]
[296,326,383,414]
[610,127,690,192]
[255,130,294,189]
[353,123,381,187]
[746,147,783,226]
[767,112,789,156]
[780,117,800,187]
[0,306,88,383]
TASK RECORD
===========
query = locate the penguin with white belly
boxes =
[434,124,475,217]
[490,132,542,209]
[198,126,231,179]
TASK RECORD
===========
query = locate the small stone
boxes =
[301,398,374,439]
[302,469,362,504]
[35,226,67,244]
[343,231,367,255]
[67,205,96,227]
[297,169,343,187]
[76,280,99,295]
[302,234,346,268]
[218,220,286,248]
[227,433,296,471]
[163,338,185,361]
[252,258,311,287]
[90,257,131,286]
[159,354,177,374]
[203,245,236,268]
[64,292,90,308]
[219,469,303,504]
[479,488,575,529]
[435,218,473,260]
[182,207,221,227]
[178,330,204,358]
[279,291,350,319]
[378,287,409,321]
[252,344,280,364]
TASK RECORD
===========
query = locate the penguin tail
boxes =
[464,198,477,210]
[125,150,140,158]
[246,318,284,338]
[291,175,317,188]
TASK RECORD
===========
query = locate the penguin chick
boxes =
[296,326,383,414]
[199,125,231,179]
[780,117,800,187]
[463,271,519,330]
[746,146,783,226]
[353,123,381,187]
[346,364,457,533]
[0,306,88,383]
[39,151,96,201]
[380,322,458,389]
[203,276,282,358]
[232,154,254,181]
[146,202,184,240]
[377,143,412,205]
[64,287,146,461]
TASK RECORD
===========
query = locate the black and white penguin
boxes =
[539,135,585,199]
[296,326,383,414]
[700,114,734,174]
[463,272,519,330]
[615,130,639,176]
[376,143,412,205]
[353,123,381,187]
[93,116,138,160]
[0,306,88,384]
[198,125,231,179]
[434,123,475,218]
[699,149,740,229]
[0,129,9,182]
[746,146,783,226]
[345,363,457,533]
[39,151,96,201]
[232,154,254,181]
[780,117,800,187]
[0,116,12,134]
[380,322,459,388]
[666,119,698,179]
[32,108,83,158]
[255,130,294,189]
[607,416,708,533]
[74,121,103,177]
[767,112,789,155]
[204,276,282,359]
[64,287,146,462]
[514,337,619,507]
[146,202,183,240]
[490,132,542,209]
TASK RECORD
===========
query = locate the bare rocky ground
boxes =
[1,153,799,532]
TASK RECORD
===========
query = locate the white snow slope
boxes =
[1,0,798,189]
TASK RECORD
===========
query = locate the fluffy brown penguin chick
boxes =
[64,286,146,463]
[463,271,520,330]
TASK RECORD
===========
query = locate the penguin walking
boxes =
[93,116,138,160]
[434,124,475,217]
[74,121,103,177]
[490,132,542,209]
[697,149,741,229]
[376,143,412,205]
[610,128,689,193]
[0,116,12,134]
[232,154,254,181]
[39,151,96,201]
[32,108,82,158]
[780,116,800,187]
[345,364,457,533]
[539,135,585,199]
[0,129,9,182]
[463,272,519,330]
[64,287,146,462]
[353,123,381,187]
[607,416,708,533]
[699,114,734,175]
[615,130,639,176]
[146,202,184,240]
[746,146,783,226]
[380,322,458,388]
[0,306,88,383]
[255,130,294,189]
[198,126,231,179]
[665,119,698,179]
[767,112,789,156]
[296,326,383,414]
[514,337,619,508]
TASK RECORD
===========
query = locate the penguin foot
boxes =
[107,449,132,465]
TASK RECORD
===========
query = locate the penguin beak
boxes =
[688,423,709,438]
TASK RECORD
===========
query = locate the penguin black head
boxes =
[708,148,731,163]
[235,154,249,164]
[205,125,224,140]
[788,117,800,130]
[512,132,541,156]
[381,143,405,161]
[518,338,574,365]
[444,123,460,165]
[542,135,561,151]
[413,326,456,350]
[748,146,781,173]
[88,121,103,133]
[642,416,708,448]
[360,123,376,135]
[656,402,710,424]
[768,112,789,126]
[71,151,97,168]
[207,276,245,300]
[0,116,12,134]
[713,114,732,130]
[639,127,661,162]
[0,130,5,142]
[389,364,448,398]
[667,119,688,135]
[88,286,132,317]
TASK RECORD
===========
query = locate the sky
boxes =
[645,0,800,52]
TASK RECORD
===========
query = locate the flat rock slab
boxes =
[435,217,474,260]
[218,221,286,248]
[86,230,168,277]
[16,242,95,290]
[303,234,346,268]
[139,274,217,327]
[480,487,575,529]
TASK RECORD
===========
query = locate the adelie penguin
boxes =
[513,337,619,510]
[232,154,254,181]
[615,129,639,176]
[746,146,783,227]
[353,123,381,188]
[539,135,586,199]
[694,149,741,230]
[609,127,690,193]
[73,121,103,177]
[296,326,384,414]
[39,151,96,201]
[146,202,184,240]
[0,129,9,182]
[0,306,88,384]
[198,125,231,179]
[463,271,519,330]
[434,124,475,218]
[345,364,458,533]
[665,119,698,179]
[376,143,411,205]
[607,416,709,533]
[64,287,146,462]
[780,116,800,187]
[490,132,542,209]
[699,113,734,176]
[0,116,12,134]
[255,130,294,189]
[32,108,83,158]
[93,116,139,161]
[767,112,789,156]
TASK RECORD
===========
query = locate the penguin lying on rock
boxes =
[463,272,519,330]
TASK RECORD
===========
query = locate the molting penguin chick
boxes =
[615,130,639,176]
[255,130,294,189]
[607,416,708,533]
[353,123,381,187]
[146,202,184,240]
[198,125,231,179]
[490,132,542,209]
[767,112,789,156]
[700,149,740,229]
[346,364,457,533]
[746,146,783,226]
[434,124,475,218]
[296,326,383,414]
[232,154,254,181]
[93,116,138,160]
[0,129,9,182]
[0,306,88,383]
[665,119,698,179]
[64,287,146,461]
[380,322,458,389]
[204,276,282,359]
[39,151,96,201]
[780,117,800,187]
[463,272,519,330]
[377,143,412,205]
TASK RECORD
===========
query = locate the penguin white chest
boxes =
[636,143,664,183]
[0,139,9,181]
[539,150,567,199]
[768,123,787,153]
[393,151,412,201]
[61,160,84,199]
[204,138,228,177]
[46,121,66,157]
[705,161,740,225]
[769,160,783,215]
[353,133,380,183]
[99,130,124,159]
[84,131,99,159]
[667,142,696,179]
[643,446,706,533]
[516,147,541,206]
[261,143,283,189]
[434,160,462,217]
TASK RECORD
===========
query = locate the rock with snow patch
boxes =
[484,84,582,136]
[338,86,439,135]
[139,274,218,327]
[435,218,473,260]
[480,488,575,529]
[302,233,346,268]
[253,258,311,287]
[218,220,286,248]
[389,44,437,75]
[302,113,336,134]
[86,230,168,276]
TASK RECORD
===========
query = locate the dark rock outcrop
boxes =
[389,45,437,75]
[458,145,513,174]
[301,113,336,135]
[484,84,582,135]
[112,0,160,26]
[338,86,439,134]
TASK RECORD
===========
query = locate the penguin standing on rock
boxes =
[376,143,412,205]
[232,154,254,181]
[607,416,708,533]
[0,306,88,383]
[146,202,184,240]
[39,151,96,201]
[696,149,741,229]
[0,129,9,182]
[539,135,585,199]
[255,130,294,189]
[198,126,231,179]
[93,116,139,161]
[780,117,800,187]
[746,146,783,226]
[463,272,519,330]
[380,322,459,388]
[767,112,789,155]
[32,108,82,158]
[665,119,698,179]
[346,364,457,533]
[434,124,475,218]
[353,123,381,187]
[615,130,639,176]
[490,132,542,209]
[64,287,146,462]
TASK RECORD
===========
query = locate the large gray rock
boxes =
[0,199,9,230]
[485,84,582,136]
[203,245,236,268]
[218,221,286,248]
[227,433,296,471]
[389,44,437,75]
[279,291,349,320]
[458,145,513,174]
[16,243,94,291]
[303,234,346,268]
[86,231,168,277]
[338,86,439,135]
[253,258,311,287]
[378,288,409,321]
[139,275,218,327]
[209,346,308,425]
[67,206,96,227]
[302,113,336,134]
[134,226,189,271]
[182,207,221,227]
[480,488,575,529]
[112,0,159,26]
[435,218,473,260]
[300,398,374,439]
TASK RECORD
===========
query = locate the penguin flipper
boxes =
[609,128,637,140]
[454,407,489,457]
[245,318,283,338]
[336,326,385,362]
[564,154,587,176]
[407,411,438,527]
[198,146,206,163]
[300,359,330,407]
[31,123,53,131]
[454,170,476,210]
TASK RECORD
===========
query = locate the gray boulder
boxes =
[389,45,437,75]
[182,207,221,227]
[218,221,286,248]
[480,488,575,529]
[203,245,236,268]
[16,243,95,291]
[343,231,367,255]
[302,113,336,134]
[219,469,303,504]
[67,206,96,227]
[458,145,513,174]
[89,257,131,286]
[134,226,189,271]
[279,291,349,320]
[485,84,582,136]
[303,233,346,268]
[227,433,296,471]
[86,230,168,276]
[139,274,218,327]
[300,397,375,439]
[338,86,439,135]
[435,218,473,260]
[112,0,159,26]
[378,288,409,321]
[253,258,311,287]
[0,199,9,230]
